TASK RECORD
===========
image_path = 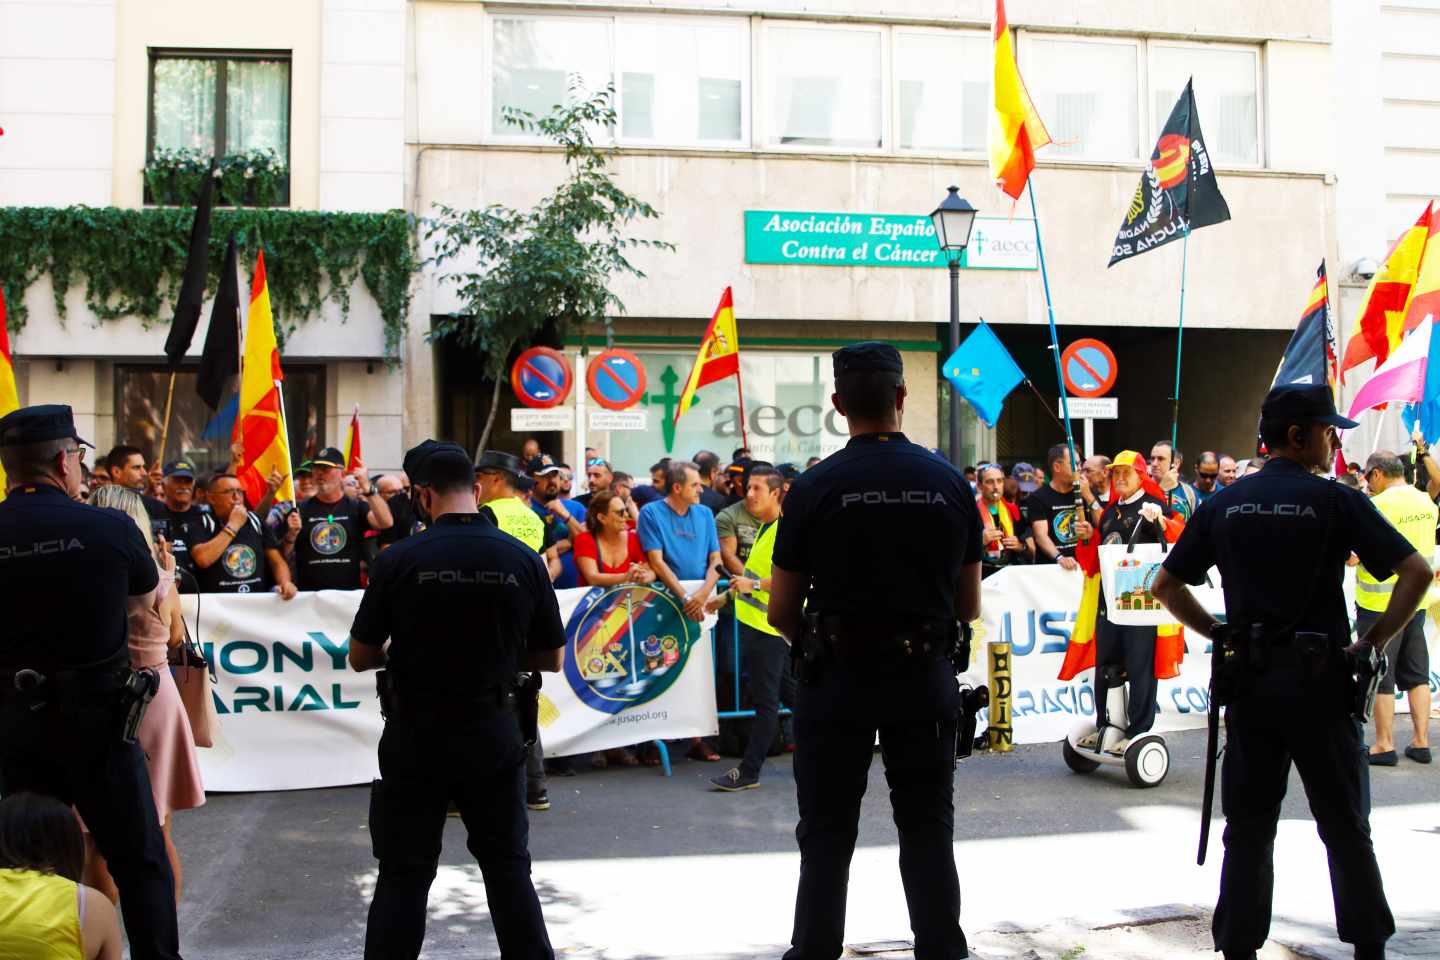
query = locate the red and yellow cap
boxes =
[1109,450,1147,473]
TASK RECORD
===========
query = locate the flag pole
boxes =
[1026,182,1080,469]
[157,371,177,464]
[734,363,750,452]
[1171,224,1192,451]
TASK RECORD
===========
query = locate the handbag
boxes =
[169,615,219,749]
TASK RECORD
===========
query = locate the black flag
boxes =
[1108,79,1231,267]
[163,161,217,366]
[196,233,241,410]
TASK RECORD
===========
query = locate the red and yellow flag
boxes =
[0,288,20,499]
[1341,202,1434,379]
[674,287,741,425]
[236,250,295,508]
[343,405,362,472]
[988,0,1051,201]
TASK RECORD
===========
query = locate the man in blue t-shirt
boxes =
[526,457,587,588]
[638,459,721,622]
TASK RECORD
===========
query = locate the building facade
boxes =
[0,0,1358,476]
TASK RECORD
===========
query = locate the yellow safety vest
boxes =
[484,496,545,553]
[1356,482,1438,612]
[735,519,780,636]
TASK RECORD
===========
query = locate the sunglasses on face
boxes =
[215,487,245,498]
[1198,471,1218,480]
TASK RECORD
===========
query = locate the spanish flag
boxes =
[674,287,741,426]
[0,288,19,499]
[343,405,362,472]
[1058,451,1186,683]
[235,250,295,508]
[988,0,1051,201]
[1341,202,1434,379]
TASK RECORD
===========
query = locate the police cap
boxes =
[403,439,470,486]
[0,404,91,448]
[832,341,903,378]
[1260,385,1359,431]
[476,450,524,478]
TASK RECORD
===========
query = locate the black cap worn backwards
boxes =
[476,450,524,478]
[1260,385,1359,431]
[833,341,903,378]
[312,446,346,468]
[0,404,91,448]
[403,439,470,486]
[163,459,197,479]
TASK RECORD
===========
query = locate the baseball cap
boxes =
[525,456,562,476]
[1260,385,1359,430]
[1109,450,1148,473]
[163,459,197,479]
[312,447,346,468]
[0,404,91,448]
[295,460,314,476]
[833,341,904,377]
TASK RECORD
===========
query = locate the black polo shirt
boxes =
[773,432,982,623]
[0,485,158,666]
[1164,458,1415,638]
[195,511,280,593]
[349,512,564,687]
[294,494,372,590]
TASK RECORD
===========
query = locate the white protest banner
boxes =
[181,584,717,792]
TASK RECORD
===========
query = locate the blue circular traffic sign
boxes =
[511,347,573,409]
[587,349,647,411]
[1060,339,1117,398]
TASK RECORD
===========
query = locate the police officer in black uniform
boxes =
[1154,386,1431,960]
[768,343,983,960]
[348,440,564,960]
[0,405,181,960]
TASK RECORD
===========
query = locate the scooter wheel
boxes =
[1062,738,1101,774]
[1124,738,1169,788]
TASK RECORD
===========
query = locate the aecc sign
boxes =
[744,211,1038,270]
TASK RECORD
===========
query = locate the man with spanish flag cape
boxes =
[1059,451,1186,753]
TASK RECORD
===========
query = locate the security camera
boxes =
[1351,257,1379,282]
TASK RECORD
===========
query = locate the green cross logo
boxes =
[641,365,697,453]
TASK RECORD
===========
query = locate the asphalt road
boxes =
[168,723,1440,959]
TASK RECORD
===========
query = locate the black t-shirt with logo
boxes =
[1099,493,1171,546]
[1022,484,1082,562]
[294,495,372,590]
[195,511,281,593]
[143,498,206,591]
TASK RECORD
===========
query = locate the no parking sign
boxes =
[511,347,574,409]
[1060,339,1117,398]
[586,348,648,410]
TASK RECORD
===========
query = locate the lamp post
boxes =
[930,186,978,467]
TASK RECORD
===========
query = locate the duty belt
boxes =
[0,648,130,698]
[817,615,952,662]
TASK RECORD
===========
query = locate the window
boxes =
[895,30,990,152]
[766,25,884,150]
[617,20,746,145]
[115,364,325,476]
[1020,36,1140,161]
[490,17,612,134]
[1150,43,1260,166]
[148,51,291,203]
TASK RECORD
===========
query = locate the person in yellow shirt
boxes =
[0,792,122,960]
[1356,451,1434,766]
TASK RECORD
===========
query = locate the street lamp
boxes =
[930,186,978,467]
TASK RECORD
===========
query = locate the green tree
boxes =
[426,82,673,454]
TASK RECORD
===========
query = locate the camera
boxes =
[1351,257,1379,282]
[150,518,170,541]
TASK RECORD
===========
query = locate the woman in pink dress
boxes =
[84,486,205,908]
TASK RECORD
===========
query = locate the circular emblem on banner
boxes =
[562,585,699,714]
[511,347,574,409]
[222,543,258,580]
[586,348,647,411]
[1060,339,1118,398]
[310,520,347,556]
[1152,134,1191,191]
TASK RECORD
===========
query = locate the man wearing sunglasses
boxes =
[1193,451,1222,503]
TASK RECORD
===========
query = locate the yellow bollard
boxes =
[987,641,1013,752]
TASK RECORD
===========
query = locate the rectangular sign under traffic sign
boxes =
[744,211,1038,270]
[588,410,648,431]
[1058,397,1118,420]
[511,408,575,431]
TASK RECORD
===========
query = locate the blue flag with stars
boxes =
[943,320,1025,427]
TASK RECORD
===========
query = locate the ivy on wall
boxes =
[0,206,418,356]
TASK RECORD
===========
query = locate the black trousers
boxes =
[365,707,553,960]
[1213,678,1394,953]
[783,655,966,960]
[739,622,798,779]
[0,690,180,960]
[1094,616,1158,737]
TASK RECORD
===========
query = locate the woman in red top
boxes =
[573,490,655,587]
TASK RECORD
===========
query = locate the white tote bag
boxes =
[1099,519,1225,625]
